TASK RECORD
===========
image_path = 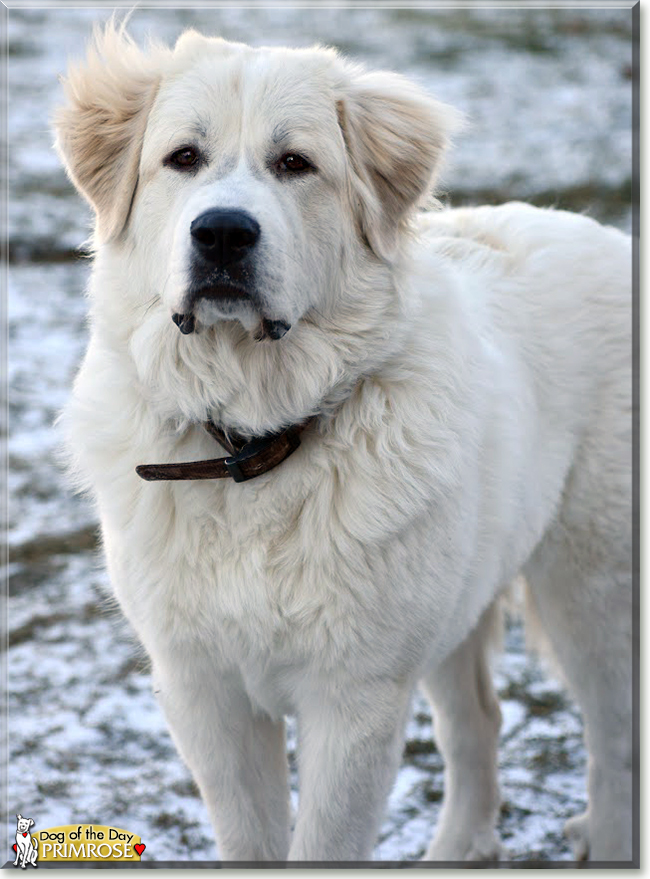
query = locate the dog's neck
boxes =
[136,416,315,483]
[125,303,403,437]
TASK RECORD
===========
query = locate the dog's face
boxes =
[55,27,458,342]
[136,38,353,338]
[16,816,33,834]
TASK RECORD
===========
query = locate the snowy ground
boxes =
[5,4,634,865]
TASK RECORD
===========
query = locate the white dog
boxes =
[14,815,38,868]
[54,24,633,863]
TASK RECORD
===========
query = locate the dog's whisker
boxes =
[139,294,160,316]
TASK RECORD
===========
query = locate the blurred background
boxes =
[6,4,633,863]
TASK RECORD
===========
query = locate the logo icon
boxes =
[12,815,38,869]
[10,818,146,864]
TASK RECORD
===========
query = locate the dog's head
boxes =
[16,816,34,833]
[54,24,460,343]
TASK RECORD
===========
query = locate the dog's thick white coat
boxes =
[55,25,633,862]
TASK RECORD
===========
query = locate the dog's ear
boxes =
[29,820,34,828]
[53,22,168,243]
[337,70,463,261]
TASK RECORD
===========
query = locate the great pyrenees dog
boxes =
[54,23,633,863]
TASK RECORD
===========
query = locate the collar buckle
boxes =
[224,430,301,483]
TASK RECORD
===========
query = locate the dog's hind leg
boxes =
[523,529,634,863]
[420,600,504,862]
[153,658,291,861]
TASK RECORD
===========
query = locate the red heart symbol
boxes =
[134,843,145,856]
[22,833,28,837]
[13,844,17,852]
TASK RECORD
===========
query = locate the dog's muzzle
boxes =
[171,209,291,340]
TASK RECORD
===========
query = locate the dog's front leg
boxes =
[154,658,290,861]
[288,678,414,861]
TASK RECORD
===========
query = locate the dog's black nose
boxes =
[190,209,261,267]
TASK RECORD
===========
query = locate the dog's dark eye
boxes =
[165,146,200,170]
[276,153,314,174]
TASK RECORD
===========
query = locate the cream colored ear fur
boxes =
[53,23,169,243]
[54,25,460,252]
[337,70,462,261]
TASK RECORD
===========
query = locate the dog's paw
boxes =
[425,830,504,862]
[465,832,505,862]
[564,812,590,861]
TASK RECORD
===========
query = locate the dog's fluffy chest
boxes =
[114,461,394,666]
[106,428,460,711]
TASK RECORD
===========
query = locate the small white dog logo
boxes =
[13,815,38,869]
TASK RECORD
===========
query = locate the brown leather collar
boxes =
[135,418,314,483]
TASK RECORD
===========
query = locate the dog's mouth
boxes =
[172,282,291,341]
[193,282,251,302]
[172,303,291,342]
[171,312,290,341]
